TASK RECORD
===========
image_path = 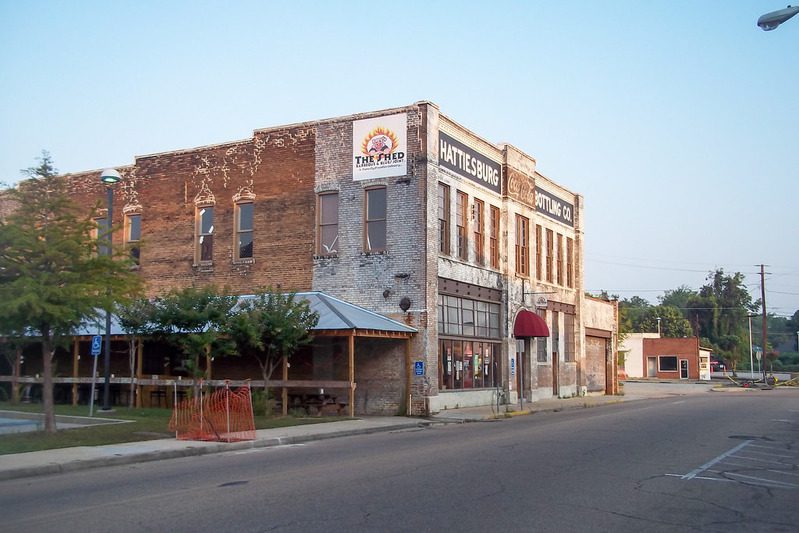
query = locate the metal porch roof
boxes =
[71,291,416,337]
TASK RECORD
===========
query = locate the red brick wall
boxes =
[354,338,406,415]
[64,125,316,297]
[643,337,700,379]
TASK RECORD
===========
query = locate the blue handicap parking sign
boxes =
[414,361,425,376]
[91,335,102,357]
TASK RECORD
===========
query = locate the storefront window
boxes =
[437,294,500,391]
[439,340,496,391]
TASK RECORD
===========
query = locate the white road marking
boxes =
[730,454,788,465]
[738,448,794,458]
[682,440,753,480]
[724,471,798,489]
[665,473,734,482]
[768,469,799,477]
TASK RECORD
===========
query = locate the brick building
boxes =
[620,334,712,381]
[3,101,618,414]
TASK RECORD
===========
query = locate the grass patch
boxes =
[0,402,349,455]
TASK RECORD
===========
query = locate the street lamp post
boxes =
[747,314,755,379]
[99,168,121,412]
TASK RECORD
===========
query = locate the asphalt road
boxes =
[2,388,798,532]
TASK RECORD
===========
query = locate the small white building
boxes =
[618,333,659,378]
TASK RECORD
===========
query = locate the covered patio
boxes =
[0,292,417,417]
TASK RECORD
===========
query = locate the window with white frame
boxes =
[364,187,386,252]
[235,202,253,260]
[317,192,339,255]
[195,205,214,263]
[125,213,141,265]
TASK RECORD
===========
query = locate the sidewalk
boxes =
[0,382,713,482]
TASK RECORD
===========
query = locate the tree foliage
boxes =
[617,269,762,371]
[619,300,692,338]
[658,285,696,310]
[0,152,142,431]
[227,288,318,412]
[117,297,158,407]
[685,269,758,370]
[146,285,238,385]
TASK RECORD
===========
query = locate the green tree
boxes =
[686,269,757,371]
[227,288,318,413]
[117,297,157,407]
[659,285,697,310]
[618,296,651,335]
[639,306,693,338]
[0,336,25,403]
[0,152,142,431]
[147,285,238,394]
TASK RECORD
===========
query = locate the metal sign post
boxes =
[89,335,102,416]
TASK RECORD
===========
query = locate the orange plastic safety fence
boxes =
[169,382,256,442]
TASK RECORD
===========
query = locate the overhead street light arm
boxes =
[758,5,799,31]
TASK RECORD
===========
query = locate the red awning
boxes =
[513,309,550,338]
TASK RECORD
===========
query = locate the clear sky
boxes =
[1,0,797,317]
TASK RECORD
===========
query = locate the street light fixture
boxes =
[757,5,799,30]
[99,168,121,412]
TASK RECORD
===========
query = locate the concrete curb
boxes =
[3,382,728,482]
[426,397,628,423]
[0,420,427,482]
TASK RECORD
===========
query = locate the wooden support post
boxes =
[348,332,355,418]
[405,338,412,416]
[72,338,79,406]
[12,347,21,404]
[135,340,144,408]
[205,345,212,380]
[282,355,288,417]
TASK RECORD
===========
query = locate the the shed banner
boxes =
[352,113,407,181]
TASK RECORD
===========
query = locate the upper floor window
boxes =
[515,214,530,277]
[566,237,574,288]
[93,215,110,256]
[235,202,253,260]
[556,233,563,285]
[535,224,543,281]
[364,187,386,252]
[438,183,450,255]
[456,191,468,260]
[489,205,500,270]
[317,192,339,255]
[195,205,214,263]
[473,199,485,265]
[545,228,554,283]
[125,213,141,265]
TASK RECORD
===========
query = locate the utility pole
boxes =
[759,264,768,384]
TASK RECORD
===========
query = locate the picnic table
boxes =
[287,391,348,416]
